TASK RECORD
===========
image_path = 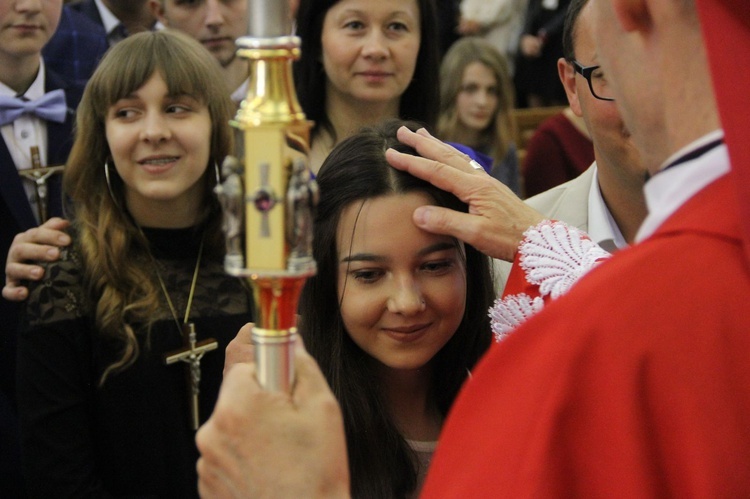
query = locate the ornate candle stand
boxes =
[216,0,317,392]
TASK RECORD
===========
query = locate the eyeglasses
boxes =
[571,61,615,101]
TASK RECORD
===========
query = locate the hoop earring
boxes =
[104,159,118,206]
[214,161,221,186]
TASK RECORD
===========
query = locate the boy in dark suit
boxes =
[71,0,154,45]
[0,1,84,496]
[42,4,108,86]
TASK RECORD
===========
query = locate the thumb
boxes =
[412,205,503,260]
[291,335,337,409]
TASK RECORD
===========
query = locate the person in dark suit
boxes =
[70,0,154,45]
[42,4,109,86]
[515,0,571,107]
[0,1,84,497]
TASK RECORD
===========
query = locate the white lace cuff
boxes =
[519,220,611,299]
[489,220,611,341]
[489,293,545,342]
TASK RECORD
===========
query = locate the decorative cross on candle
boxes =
[17,145,64,222]
[251,162,278,238]
[164,323,218,430]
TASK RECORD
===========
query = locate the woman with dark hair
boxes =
[298,119,495,497]
[294,0,440,172]
[17,30,253,498]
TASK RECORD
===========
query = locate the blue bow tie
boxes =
[0,89,68,126]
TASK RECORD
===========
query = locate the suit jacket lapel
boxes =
[552,164,596,232]
[45,69,81,220]
[0,138,36,228]
[74,0,104,28]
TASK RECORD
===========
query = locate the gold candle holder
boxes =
[216,1,317,392]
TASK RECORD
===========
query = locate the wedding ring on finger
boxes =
[469,159,484,172]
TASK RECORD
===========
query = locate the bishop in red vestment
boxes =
[422,170,750,496]
[421,0,750,495]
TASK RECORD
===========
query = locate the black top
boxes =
[17,227,253,498]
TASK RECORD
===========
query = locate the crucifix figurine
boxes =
[164,323,218,430]
[17,145,64,222]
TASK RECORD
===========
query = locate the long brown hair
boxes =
[437,37,516,163]
[63,29,234,382]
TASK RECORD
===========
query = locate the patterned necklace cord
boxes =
[140,228,205,331]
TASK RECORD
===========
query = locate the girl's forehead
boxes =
[339,192,434,224]
[109,69,206,103]
[335,192,446,251]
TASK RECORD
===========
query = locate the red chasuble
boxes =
[422,175,750,496]
[697,0,750,263]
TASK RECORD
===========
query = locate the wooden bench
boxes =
[511,106,567,165]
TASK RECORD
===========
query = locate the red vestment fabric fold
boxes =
[422,175,750,497]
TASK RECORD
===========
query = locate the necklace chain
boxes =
[147,231,216,431]
[145,231,205,333]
